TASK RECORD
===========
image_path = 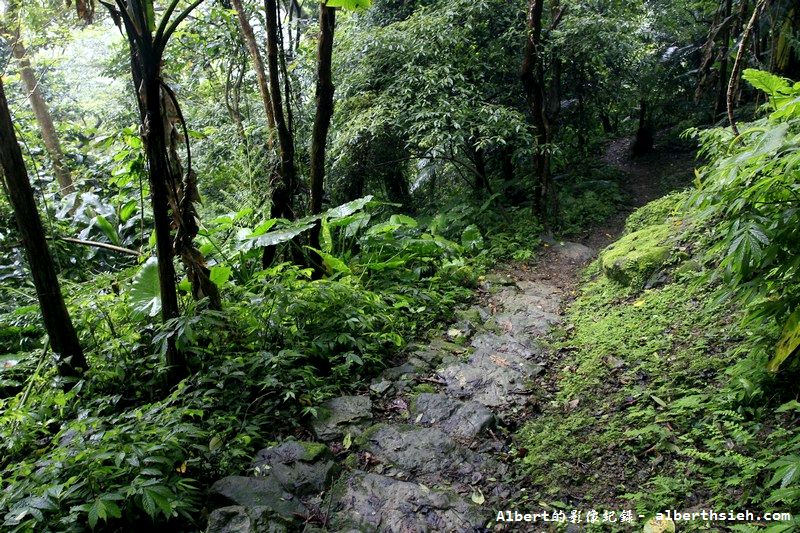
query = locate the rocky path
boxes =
[203,133,694,532]
[204,241,593,533]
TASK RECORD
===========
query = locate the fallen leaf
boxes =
[471,490,485,505]
[642,517,675,533]
[490,355,510,367]
[567,398,580,410]
[650,395,667,408]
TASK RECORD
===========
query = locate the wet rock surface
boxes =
[205,506,288,533]
[208,476,307,520]
[311,395,373,441]
[207,259,573,532]
[410,393,494,439]
[251,440,338,495]
[330,472,485,532]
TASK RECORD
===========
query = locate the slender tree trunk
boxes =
[262,0,298,267]
[774,6,800,78]
[308,3,336,256]
[715,0,733,119]
[501,145,514,181]
[141,62,186,379]
[632,98,653,155]
[521,0,550,226]
[225,59,247,142]
[728,0,768,136]
[0,76,86,377]
[230,0,276,142]
[8,36,73,194]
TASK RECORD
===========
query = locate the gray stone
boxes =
[437,334,543,407]
[251,440,338,496]
[205,506,287,533]
[208,476,307,520]
[369,379,393,395]
[382,362,417,380]
[483,273,515,286]
[361,423,488,481]
[312,396,372,441]
[410,393,494,440]
[551,241,594,263]
[330,471,485,532]
[486,283,563,343]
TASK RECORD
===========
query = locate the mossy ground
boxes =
[513,194,800,531]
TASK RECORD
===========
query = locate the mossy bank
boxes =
[514,190,800,531]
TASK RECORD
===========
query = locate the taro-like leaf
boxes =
[129,257,161,317]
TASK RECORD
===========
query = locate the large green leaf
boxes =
[460,224,483,252]
[94,215,121,246]
[743,69,790,97]
[245,223,315,251]
[129,257,161,317]
[119,200,137,223]
[767,307,800,372]
[321,218,333,254]
[325,195,374,219]
[209,265,232,288]
[325,0,372,10]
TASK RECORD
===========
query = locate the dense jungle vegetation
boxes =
[0,0,799,530]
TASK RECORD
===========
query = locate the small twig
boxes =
[57,236,139,256]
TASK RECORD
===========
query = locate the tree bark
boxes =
[0,76,86,377]
[714,0,733,119]
[308,3,336,254]
[521,0,550,226]
[230,0,276,142]
[728,0,768,136]
[106,0,213,382]
[262,0,299,267]
[501,145,514,181]
[7,34,73,194]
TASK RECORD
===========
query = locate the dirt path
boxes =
[203,135,696,533]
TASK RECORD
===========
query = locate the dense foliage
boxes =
[0,0,798,530]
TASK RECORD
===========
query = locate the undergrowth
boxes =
[0,196,539,531]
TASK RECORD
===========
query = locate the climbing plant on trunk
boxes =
[521,0,563,229]
[261,0,299,267]
[0,76,87,378]
[101,0,219,382]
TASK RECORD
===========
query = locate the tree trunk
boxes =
[501,145,514,181]
[632,98,653,155]
[230,0,276,141]
[715,0,733,119]
[262,0,299,267]
[141,63,186,380]
[774,6,800,79]
[9,36,73,194]
[0,76,86,377]
[521,0,550,226]
[308,3,336,257]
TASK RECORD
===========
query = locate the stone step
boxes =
[409,392,495,440]
[359,423,502,485]
[437,333,544,408]
[328,471,486,532]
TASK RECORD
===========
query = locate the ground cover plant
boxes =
[0,0,799,530]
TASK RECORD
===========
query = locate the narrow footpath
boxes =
[204,132,696,532]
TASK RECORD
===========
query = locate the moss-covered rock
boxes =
[600,223,671,287]
[623,189,690,234]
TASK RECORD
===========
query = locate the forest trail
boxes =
[204,136,697,532]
